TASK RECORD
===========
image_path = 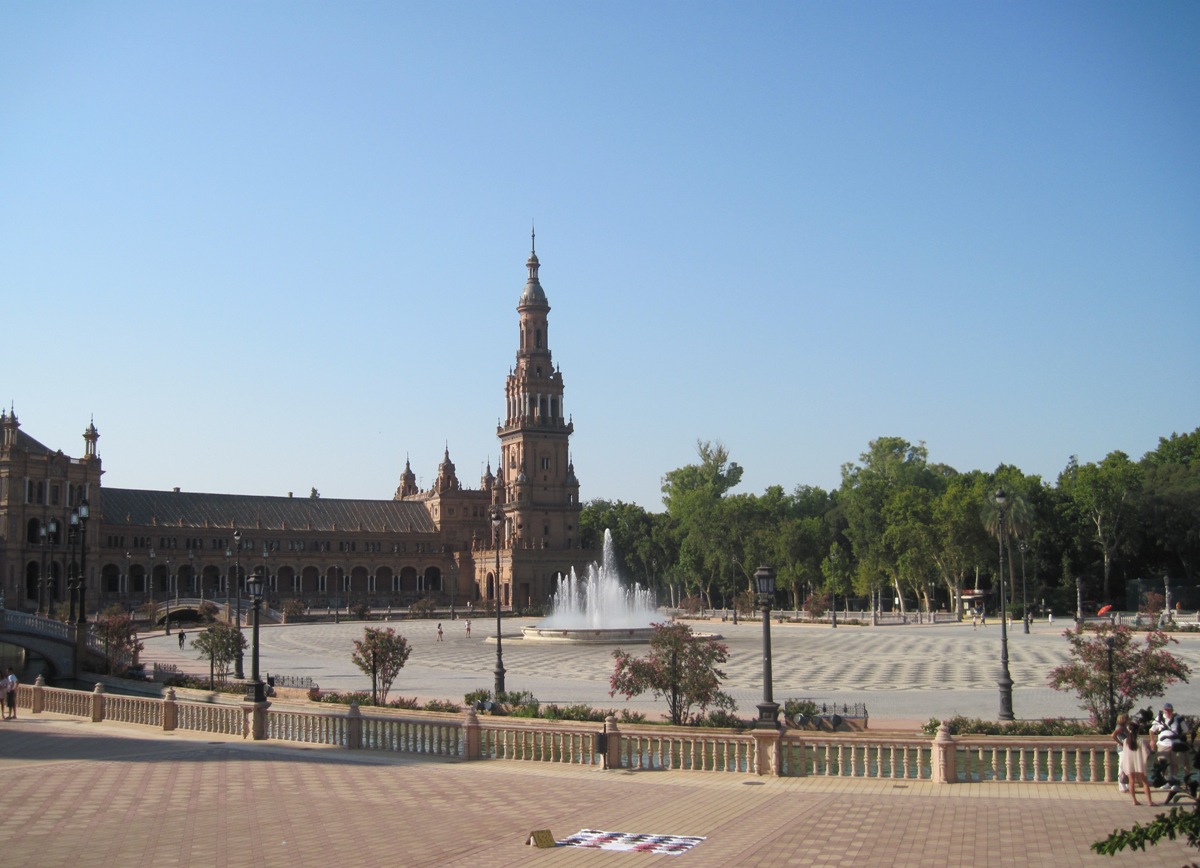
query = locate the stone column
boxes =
[346,701,362,749]
[932,722,957,784]
[91,683,105,723]
[32,675,45,714]
[163,687,177,731]
[241,698,271,741]
[752,727,782,777]
[603,715,622,770]
[463,708,481,760]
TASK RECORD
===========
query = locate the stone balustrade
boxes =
[14,682,1120,783]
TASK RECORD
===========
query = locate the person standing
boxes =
[1151,702,1189,782]
[1123,721,1154,806]
[465,619,472,638]
[4,667,17,720]
[1112,713,1131,793]
[436,623,443,642]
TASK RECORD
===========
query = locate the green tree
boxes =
[191,622,246,682]
[609,622,733,726]
[94,608,143,675]
[1047,624,1190,728]
[1059,451,1144,603]
[930,471,991,619]
[661,441,746,609]
[352,627,412,705]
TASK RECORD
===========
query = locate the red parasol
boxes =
[1097,604,1113,615]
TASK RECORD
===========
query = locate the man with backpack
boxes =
[1150,702,1189,783]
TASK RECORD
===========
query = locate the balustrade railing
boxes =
[480,720,603,765]
[12,681,1123,784]
[617,729,755,773]
[953,737,1117,783]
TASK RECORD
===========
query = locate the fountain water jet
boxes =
[521,530,659,644]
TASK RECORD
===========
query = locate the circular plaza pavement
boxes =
[144,615,1200,726]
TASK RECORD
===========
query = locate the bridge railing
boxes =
[12,682,1121,783]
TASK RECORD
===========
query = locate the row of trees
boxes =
[582,429,1199,618]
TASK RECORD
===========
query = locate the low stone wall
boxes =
[15,680,1118,783]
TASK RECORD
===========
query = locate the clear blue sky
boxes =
[2,2,1197,510]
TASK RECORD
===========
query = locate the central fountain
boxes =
[520,530,659,644]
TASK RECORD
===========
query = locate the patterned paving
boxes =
[144,617,1200,724]
[0,715,1193,867]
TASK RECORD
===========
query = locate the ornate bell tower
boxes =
[490,232,583,607]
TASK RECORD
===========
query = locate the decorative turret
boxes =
[435,445,460,493]
[83,417,100,460]
[394,456,418,499]
[1,406,19,451]
[481,459,495,493]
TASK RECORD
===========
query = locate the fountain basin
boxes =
[520,625,655,644]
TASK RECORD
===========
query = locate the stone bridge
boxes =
[145,598,280,626]
[0,610,107,678]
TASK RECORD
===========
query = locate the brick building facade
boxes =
[0,241,590,617]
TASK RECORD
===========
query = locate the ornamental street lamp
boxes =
[994,489,1014,721]
[1105,636,1117,733]
[491,505,506,698]
[233,530,244,680]
[38,519,59,616]
[148,547,156,613]
[730,557,738,625]
[164,557,173,635]
[1018,539,1030,634]
[67,509,80,624]
[76,499,89,625]
[189,549,198,603]
[245,570,267,704]
[124,551,131,599]
[754,565,780,729]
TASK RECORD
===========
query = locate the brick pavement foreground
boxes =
[0,714,1193,867]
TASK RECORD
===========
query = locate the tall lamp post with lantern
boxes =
[245,569,267,704]
[76,499,89,624]
[490,505,506,698]
[754,565,780,729]
[994,488,1014,721]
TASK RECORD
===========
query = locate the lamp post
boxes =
[38,519,59,616]
[262,544,270,614]
[164,557,173,635]
[124,550,131,600]
[67,508,80,624]
[1105,636,1117,733]
[224,544,232,605]
[1075,575,1083,634]
[730,557,738,625]
[994,489,1014,721]
[754,565,780,729]
[189,549,198,604]
[233,530,244,680]
[76,499,89,624]
[244,570,266,703]
[148,547,156,615]
[491,505,505,698]
[1018,539,1029,634]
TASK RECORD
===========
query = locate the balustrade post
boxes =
[163,688,177,732]
[463,708,482,760]
[346,701,362,749]
[603,715,623,770]
[91,683,106,723]
[752,727,782,777]
[32,675,45,714]
[932,722,957,784]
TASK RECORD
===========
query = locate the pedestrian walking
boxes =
[178,630,186,650]
[5,667,17,720]
[465,619,471,638]
[436,623,443,642]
